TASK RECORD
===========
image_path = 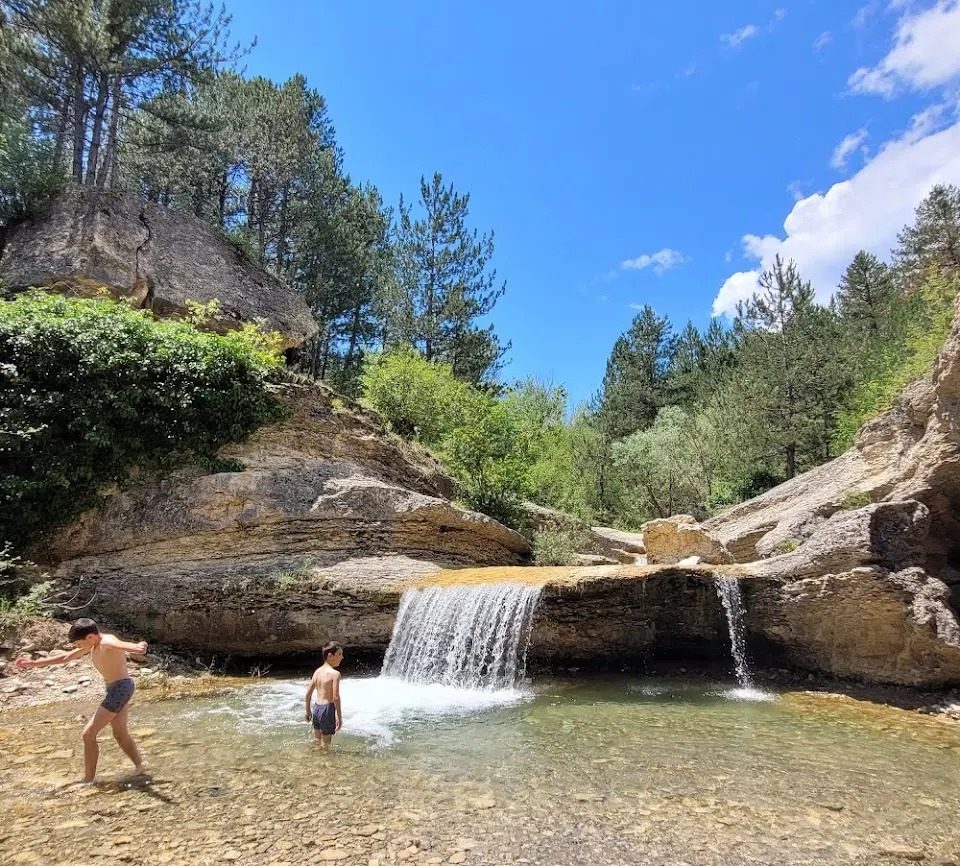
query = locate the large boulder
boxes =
[0,186,318,350]
[45,383,530,654]
[643,515,733,565]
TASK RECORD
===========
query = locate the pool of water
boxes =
[2,676,959,866]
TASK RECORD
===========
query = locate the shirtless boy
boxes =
[15,618,148,783]
[304,641,343,749]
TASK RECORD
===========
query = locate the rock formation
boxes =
[704,299,960,585]
[0,186,318,349]
[45,383,530,655]
[643,515,733,565]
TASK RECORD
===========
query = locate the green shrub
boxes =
[361,348,472,442]
[832,272,957,450]
[532,526,590,566]
[772,538,799,555]
[839,490,873,511]
[0,291,285,549]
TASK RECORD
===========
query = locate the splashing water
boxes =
[714,576,772,701]
[381,583,542,690]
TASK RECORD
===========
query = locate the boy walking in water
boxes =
[304,641,343,749]
[15,618,148,783]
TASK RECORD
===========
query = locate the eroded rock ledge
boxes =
[44,383,530,654]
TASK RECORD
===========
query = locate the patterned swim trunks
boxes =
[102,677,135,713]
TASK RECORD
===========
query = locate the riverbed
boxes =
[2,676,959,865]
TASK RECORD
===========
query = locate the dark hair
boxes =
[322,641,342,661]
[68,618,100,641]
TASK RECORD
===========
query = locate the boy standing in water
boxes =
[14,618,148,783]
[304,641,343,749]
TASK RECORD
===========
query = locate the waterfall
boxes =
[381,583,542,690]
[715,576,754,689]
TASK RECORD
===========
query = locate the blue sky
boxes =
[226,1,960,405]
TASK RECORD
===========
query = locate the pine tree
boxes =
[392,172,507,384]
[836,250,896,332]
[895,184,960,285]
[599,304,675,439]
[734,256,848,479]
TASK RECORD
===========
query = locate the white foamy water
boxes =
[715,576,755,688]
[225,676,530,744]
[381,583,542,689]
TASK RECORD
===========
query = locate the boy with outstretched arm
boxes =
[15,617,148,783]
[304,641,343,749]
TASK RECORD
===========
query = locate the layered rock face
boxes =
[704,300,960,578]
[0,186,317,349]
[46,383,530,654]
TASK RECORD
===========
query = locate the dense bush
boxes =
[0,292,285,549]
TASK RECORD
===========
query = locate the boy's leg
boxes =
[82,706,116,782]
[110,705,144,770]
[320,734,331,750]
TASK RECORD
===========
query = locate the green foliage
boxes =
[361,348,473,441]
[0,292,285,550]
[832,271,957,450]
[532,527,587,566]
[0,114,64,237]
[0,581,54,629]
[839,491,873,511]
[772,538,799,555]
[599,304,675,439]
[611,406,719,526]
[390,172,507,385]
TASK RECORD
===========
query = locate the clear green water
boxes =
[2,677,959,866]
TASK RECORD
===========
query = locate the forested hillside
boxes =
[0,0,506,390]
[2,1,959,543]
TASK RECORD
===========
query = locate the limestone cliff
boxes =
[0,186,317,349]
[45,382,530,654]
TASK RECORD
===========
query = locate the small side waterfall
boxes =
[381,583,542,690]
[715,576,754,689]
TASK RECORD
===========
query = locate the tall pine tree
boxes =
[392,172,507,384]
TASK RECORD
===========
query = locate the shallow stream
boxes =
[2,676,959,865]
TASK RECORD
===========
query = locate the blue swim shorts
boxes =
[312,702,337,735]
[102,677,135,713]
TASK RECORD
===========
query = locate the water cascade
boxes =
[714,576,755,689]
[381,583,542,689]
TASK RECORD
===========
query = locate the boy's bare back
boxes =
[311,664,341,703]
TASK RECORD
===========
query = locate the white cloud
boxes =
[830,128,870,169]
[712,119,960,316]
[628,303,645,310]
[724,249,734,263]
[773,8,788,22]
[721,24,760,48]
[848,0,960,97]
[621,248,686,275]
[813,30,832,51]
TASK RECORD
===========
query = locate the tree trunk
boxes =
[70,64,88,182]
[344,301,363,371]
[53,76,71,171]
[102,76,123,190]
[218,171,229,227]
[276,182,289,274]
[84,70,110,187]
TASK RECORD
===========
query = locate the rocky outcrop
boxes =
[705,297,960,578]
[0,186,317,349]
[46,382,530,653]
[643,515,733,565]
